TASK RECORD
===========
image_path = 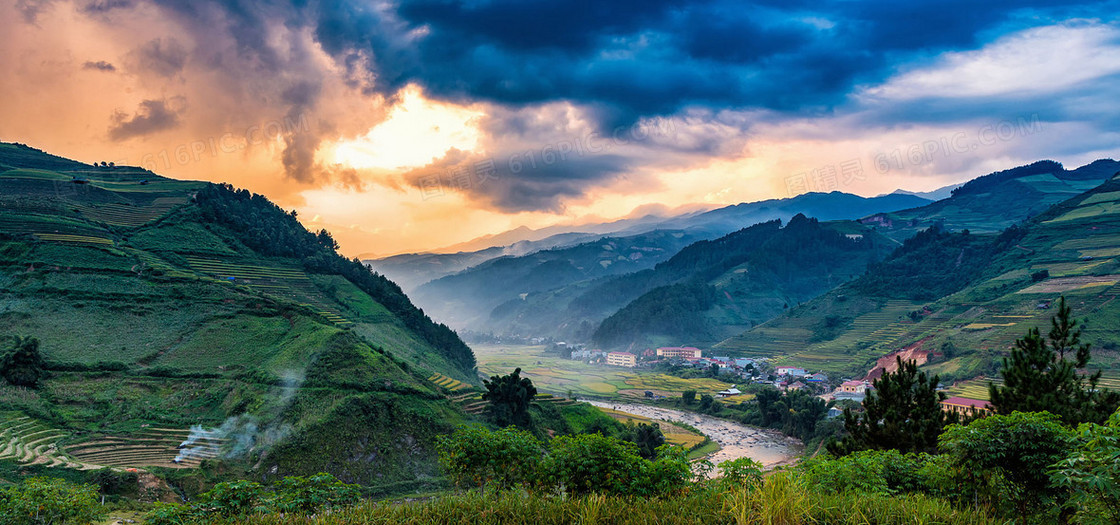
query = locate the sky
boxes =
[2,0,1119,257]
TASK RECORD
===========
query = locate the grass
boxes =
[165,483,1002,525]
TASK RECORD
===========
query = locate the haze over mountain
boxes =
[369,191,930,293]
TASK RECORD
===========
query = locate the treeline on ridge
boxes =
[193,183,476,374]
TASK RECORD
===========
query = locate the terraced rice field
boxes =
[770,300,921,372]
[945,378,1001,401]
[185,257,351,325]
[65,428,225,469]
[0,416,98,470]
[454,391,578,416]
[596,407,707,448]
[75,196,187,227]
[0,213,110,238]
[33,233,115,245]
[428,372,470,392]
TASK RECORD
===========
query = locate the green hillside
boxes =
[862,159,1119,242]
[0,143,480,493]
[716,170,1120,391]
[592,215,896,349]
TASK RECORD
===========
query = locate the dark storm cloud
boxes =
[55,0,1120,209]
[108,98,183,140]
[83,60,117,72]
[132,37,188,77]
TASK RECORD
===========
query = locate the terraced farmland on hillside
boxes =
[428,372,470,392]
[0,416,97,470]
[65,428,225,469]
[185,257,352,325]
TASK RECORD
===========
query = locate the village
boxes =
[556,343,992,418]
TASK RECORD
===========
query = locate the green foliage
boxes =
[270,472,362,513]
[795,450,936,496]
[717,457,764,487]
[145,473,361,524]
[738,387,829,442]
[436,425,543,490]
[0,476,102,525]
[852,225,999,301]
[991,296,1120,425]
[537,433,645,496]
[535,433,694,497]
[681,389,696,405]
[626,422,665,460]
[1051,408,1120,524]
[90,467,139,495]
[939,411,1074,524]
[194,183,476,376]
[482,367,537,428]
[1,336,46,387]
[148,483,998,525]
[832,357,956,455]
[199,480,268,517]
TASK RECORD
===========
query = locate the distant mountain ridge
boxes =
[368,191,931,293]
[400,192,932,340]
[713,160,1120,396]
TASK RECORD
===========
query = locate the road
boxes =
[586,400,802,470]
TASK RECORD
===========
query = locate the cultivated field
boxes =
[472,344,737,400]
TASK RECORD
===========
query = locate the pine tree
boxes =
[482,368,538,428]
[831,356,956,454]
[990,296,1120,424]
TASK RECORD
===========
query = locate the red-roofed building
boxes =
[941,397,992,417]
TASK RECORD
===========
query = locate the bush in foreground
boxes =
[0,477,102,525]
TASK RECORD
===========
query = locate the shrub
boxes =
[796,450,938,496]
[437,425,543,490]
[630,444,695,497]
[0,477,102,525]
[537,433,645,496]
[940,411,1074,523]
[718,457,764,487]
[1,336,45,387]
[270,473,362,513]
[1051,408,1120,524]
[198,480,268,517]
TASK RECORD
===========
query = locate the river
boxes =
[585,400,803,470]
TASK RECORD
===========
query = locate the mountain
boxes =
[0,142,476,491]
[399,192,931,338]
[884,183,960,201]
[715,161,1120,394]
[591,215,897,350]
[410,229,710,334]
[367,192,930,294]
[861,160,1120,242]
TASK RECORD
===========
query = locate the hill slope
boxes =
[591,215,896,349]
[716,167,1120,393]
[407,192,930,339]
[0,142,476,492]
[862,160,1120,242]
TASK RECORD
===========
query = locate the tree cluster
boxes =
[1,336,45,388]
[990,296,1120,425]
[194,183,476,374]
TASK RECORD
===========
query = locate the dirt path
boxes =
[585,401,802,470]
